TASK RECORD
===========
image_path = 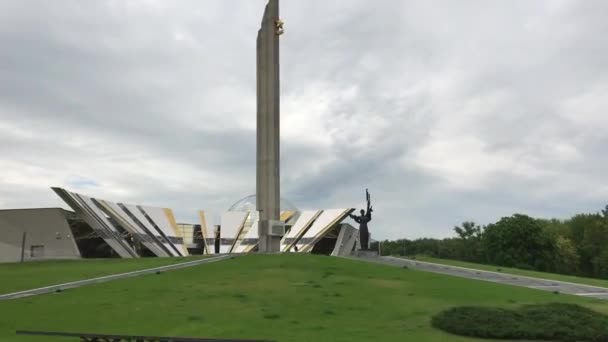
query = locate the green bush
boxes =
[432,306,525,339]
[431,303,608,341]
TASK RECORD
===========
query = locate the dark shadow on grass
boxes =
[263,313,281,320]
[322,271,334,278]
[232,293,249,301]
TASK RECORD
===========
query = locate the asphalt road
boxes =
[352,255,608,300]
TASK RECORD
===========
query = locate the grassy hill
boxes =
[1,254,607,342]
[0,256,207,294]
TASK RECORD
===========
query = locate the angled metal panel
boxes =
[197,210,213,255]
[162,208,190,256]
[119,203,180,257]
[280,210,321,252]
[72,194,139,258]
[296,209,353,253]
[231,211,258,253]
[116,203,174,257]
[51,187,137,258]
[219,212,248,254]
[232,210,292,253]
[232,215,259,253]
[96,200,170,257]
[280,210,296,222]
[137,206,186,257]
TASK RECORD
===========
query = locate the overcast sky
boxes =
[1,0,607,239]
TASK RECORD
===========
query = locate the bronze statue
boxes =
[349,189,373,250]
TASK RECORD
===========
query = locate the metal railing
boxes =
[16,330,275,342]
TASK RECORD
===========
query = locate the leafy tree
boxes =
[453,221,482,261]
[407,238,442,257]
[553,236,580,274]
[601,205,608,219]
[437,238,464,259]
[454,221,481,240]
[481,214,548,268]
[376,204,608,280]
[376,239,411,256]
[567,213,608,277]
[536,218,570,238]
[591,249,608,279]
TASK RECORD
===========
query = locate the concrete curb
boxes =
[385,256,608,292]
[0,255,234,301]
[345,255,608,300]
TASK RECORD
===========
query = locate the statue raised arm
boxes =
[365,188,373,218]
[351,189,373,250]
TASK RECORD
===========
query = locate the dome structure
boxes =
[228,194,298,212]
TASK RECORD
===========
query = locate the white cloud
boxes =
[0,0,607,239]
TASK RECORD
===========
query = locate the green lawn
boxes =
[0,256,206,294]
[409,256,608,288]
[1,254,607,342]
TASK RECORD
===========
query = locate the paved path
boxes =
[0,255,233,301]
[352,255,608,300]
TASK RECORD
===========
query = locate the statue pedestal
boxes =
[356,250,379,258]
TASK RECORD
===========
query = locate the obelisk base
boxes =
[258,220,282,253]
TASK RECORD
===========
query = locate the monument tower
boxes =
[256,0,284,252]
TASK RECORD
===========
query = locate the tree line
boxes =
[371,205,608,279]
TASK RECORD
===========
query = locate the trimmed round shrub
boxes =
[432,306,525,339]
[431,303,608,341]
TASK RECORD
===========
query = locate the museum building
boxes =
[0,188,362,263]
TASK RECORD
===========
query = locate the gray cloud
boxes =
[1,0,607,239]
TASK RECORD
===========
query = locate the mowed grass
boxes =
[410,255,608,288]
[1,254,608,342]
[0,256,206,294]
